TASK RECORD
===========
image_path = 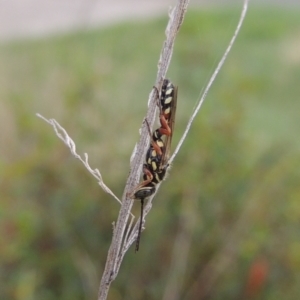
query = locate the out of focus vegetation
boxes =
[1,6,300,300]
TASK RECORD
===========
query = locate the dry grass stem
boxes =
[36,113,121,205]
[169,0,249,165]
[97,1,190,299]
[36,0,249,298]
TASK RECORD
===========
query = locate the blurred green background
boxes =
[1,5,300,300]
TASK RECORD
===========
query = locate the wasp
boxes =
[133,78,177,252]
[134,79,177,197]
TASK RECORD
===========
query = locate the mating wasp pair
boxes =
[132,79,177,252]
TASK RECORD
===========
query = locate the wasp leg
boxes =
[130,165,153,199]
[144,118,164,157]
[158,114,172,136]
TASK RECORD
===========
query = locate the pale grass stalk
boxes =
[169,0,249,165]
[162,2,249,299]
[37,0,249,298]
[36,113,121,205]
[98,2,190,299]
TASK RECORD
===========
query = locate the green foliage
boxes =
[1,6,300,300]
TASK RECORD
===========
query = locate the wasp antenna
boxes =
[135,198,144,252]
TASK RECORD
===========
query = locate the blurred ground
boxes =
[1,3,300,300]
[1,0,299,41]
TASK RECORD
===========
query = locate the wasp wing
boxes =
[161,84,177,167]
